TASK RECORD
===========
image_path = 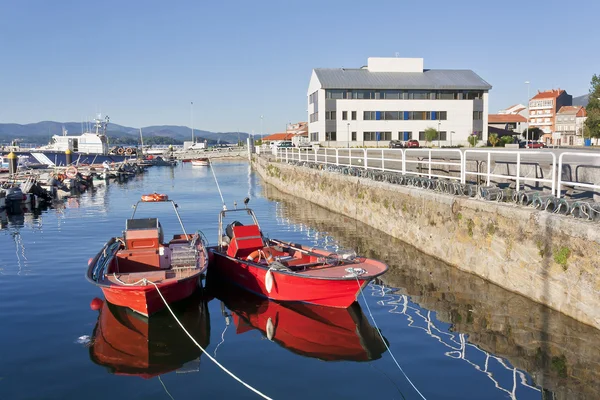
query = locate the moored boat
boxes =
[86,194,209,316]
[190,158,209,167]
[209,198,388,308]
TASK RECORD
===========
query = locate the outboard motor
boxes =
[5,187,25,214]
[225,221,244,239]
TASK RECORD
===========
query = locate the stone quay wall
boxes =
[253,156,600,330]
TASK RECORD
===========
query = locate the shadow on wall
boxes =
[263,183,600,400]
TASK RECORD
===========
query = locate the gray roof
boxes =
[314,68,492,91]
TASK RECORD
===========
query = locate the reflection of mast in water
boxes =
[368,284,544,400]
[11,231,29,276]
[247,164,255,199]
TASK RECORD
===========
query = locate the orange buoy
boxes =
[246,247,275,264]
[90,297,103,311]
[141,193,168,202]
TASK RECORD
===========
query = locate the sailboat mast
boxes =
[139,128,144,156]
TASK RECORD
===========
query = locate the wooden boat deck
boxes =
[102,267,199,286]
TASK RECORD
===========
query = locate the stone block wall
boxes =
[254,157,600,330]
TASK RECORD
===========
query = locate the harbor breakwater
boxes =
[253,156,600,331]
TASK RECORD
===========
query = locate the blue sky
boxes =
[0,0,598,134]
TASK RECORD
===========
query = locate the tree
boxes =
[522,127,544,141]
[467,134,478,147]
[424,127,438,146]
[488,133,500,147]
[501,136,514,146]
[585,74,600,139]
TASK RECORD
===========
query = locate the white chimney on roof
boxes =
[367,57,424,73]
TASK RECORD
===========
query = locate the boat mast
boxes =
[139,128,144,156]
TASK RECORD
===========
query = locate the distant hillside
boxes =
[573,94,589,107]
[0,121,252,145]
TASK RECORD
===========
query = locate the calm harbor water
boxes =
[1,161,598,400]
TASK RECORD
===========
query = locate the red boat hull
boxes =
[101,277,199,317]
[211,254,370,308]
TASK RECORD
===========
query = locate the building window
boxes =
[342,111,347,120]
[325,131,337,141]
[437,111,447,120]
[351,111,356,120]
[473,111,483,120]
[398,131,412,140]
[363,132,390,141]
[309,91,318,104]
[310,132,319,141]
[309,112,319,123]
[325,111,336,120]
[351,132,357,141]
[325,90,344,99]
[363,132,377,141]
[364,111,376,120]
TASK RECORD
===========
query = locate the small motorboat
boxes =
[211,279,387,361]
[88,295,210,378]
[209,198,388,308]
[191,158,209,167]
[86,194,209,316]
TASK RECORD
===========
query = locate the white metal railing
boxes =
[556,152,600,197]
[278,148,463,180]
[463,150,556,194]
[275,148,600,200]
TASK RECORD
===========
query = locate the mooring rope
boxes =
[147,281,273,400]
[353,275,428,400]
[158,375,175,400]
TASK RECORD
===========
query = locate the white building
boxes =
[307,57,492,147]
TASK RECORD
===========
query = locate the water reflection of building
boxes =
[263,184,600,400]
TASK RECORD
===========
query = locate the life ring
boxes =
[246,247,275,263]
[65,166,78,179]
[117,147,125,155]
[125,148,133,155]
[141,193,168,202]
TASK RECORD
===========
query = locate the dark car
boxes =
[389,140,404,148]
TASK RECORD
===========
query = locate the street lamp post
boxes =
[190,101,194,143]
[450,131,455,147]
[438,120,441,147]
[347,123,350,148]
[260,115,264,143]
[525,81,530,147]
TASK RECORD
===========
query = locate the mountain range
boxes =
[0,121,252,145]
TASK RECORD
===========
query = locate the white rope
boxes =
[158,375,175,400]
[112,273,147,286]
[147,281,273,400]
[353,276,427,400]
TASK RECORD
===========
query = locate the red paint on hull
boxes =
[101,277,198,316]
[212,255,370,308]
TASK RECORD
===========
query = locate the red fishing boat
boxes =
[86,194,209,316]
[213,281,387,361]
[209,198,388,308]
[88,295,210,378]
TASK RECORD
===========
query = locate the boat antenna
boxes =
[210,162,227,210]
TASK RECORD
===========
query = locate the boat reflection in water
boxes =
[213,281,387,362]
[88,293,210,378]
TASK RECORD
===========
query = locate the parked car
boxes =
[405,139,420,148]
[389,140,404,148]
[277,141,294,148]
[525,141,546,149]
[298,142,313,151]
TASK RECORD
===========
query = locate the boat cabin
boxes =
[105,218,197,274]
